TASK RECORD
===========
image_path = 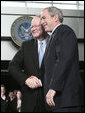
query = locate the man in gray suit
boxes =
[41,6,83,112]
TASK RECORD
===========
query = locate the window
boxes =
[27,2,51,8]
[1,1,84,10]
[1,1,25,7]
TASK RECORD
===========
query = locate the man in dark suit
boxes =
[8,15,49,112]
[41,7,83,112]
[1,84,8,112]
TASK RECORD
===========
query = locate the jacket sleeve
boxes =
[49,29,78,91]
[8,42,28,87]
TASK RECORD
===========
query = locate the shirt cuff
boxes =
[39,79,42,87]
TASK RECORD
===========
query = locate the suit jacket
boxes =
[1,98,8,112]
[7,97,18,112]
[44,24,83,111]
[8,39,45,112]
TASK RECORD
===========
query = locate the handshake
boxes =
[25,75,42,89]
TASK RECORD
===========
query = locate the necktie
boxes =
[39,42,44,68]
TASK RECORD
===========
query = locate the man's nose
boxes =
[31,27,36,32]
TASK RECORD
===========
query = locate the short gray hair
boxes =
[43,6,63,23]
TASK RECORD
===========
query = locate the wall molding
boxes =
[1,13,84,18]
[1,36,84,43]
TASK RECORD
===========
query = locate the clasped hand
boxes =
[25,76,41,89]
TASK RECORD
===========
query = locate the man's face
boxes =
[31,17,43,38]
[1,87,5,95]
[17,91,22,99]
[41,9,55,32]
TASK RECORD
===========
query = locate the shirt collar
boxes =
[38,37,49,45]
[51,23,62,35]
[2,95,6,100]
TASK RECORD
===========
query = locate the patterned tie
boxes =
[39,42,44,68]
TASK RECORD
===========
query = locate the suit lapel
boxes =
[32,40,39,71]
[44,24,63,57]
[44,34,54,57]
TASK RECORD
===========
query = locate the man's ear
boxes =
[54,14,59,22]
